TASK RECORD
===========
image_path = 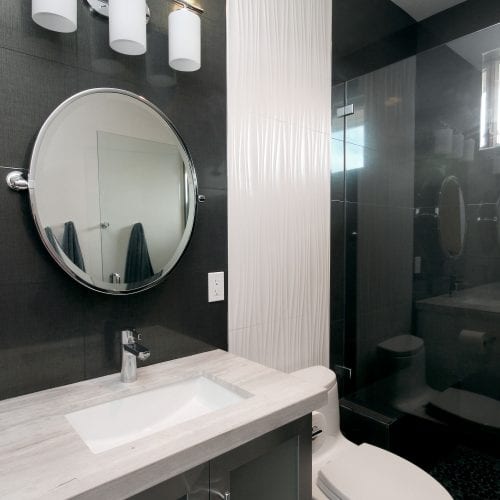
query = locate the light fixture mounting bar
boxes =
[85,0,151,22]
[172,0,204,15]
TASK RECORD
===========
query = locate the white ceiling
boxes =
[447,23,500,70]
[390,0,466,21]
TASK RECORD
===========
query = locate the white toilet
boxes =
[291,366,452,500]
[377,334,437,412]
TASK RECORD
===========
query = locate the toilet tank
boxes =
[291,366,342,438]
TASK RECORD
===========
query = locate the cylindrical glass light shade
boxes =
[32,0,77,33]
[480,48,500,150]
[169,8,201,72]
[109,0,147,56]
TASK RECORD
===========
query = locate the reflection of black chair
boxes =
[125,223,154,284]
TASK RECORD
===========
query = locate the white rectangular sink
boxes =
[66,376,248,454]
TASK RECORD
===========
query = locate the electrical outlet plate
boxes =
[208,272,224,302]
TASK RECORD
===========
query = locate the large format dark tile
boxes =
[354,202,414,313]
[0,167,60,286]
[0,0,227,400]
[180,188,227,272]
[0,47,78,168]
[0,282,86,399]
[0,0,77,65]
[150,85,227,190]
[345,143,414,208]
[331,200,345,322]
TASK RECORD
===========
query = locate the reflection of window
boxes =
[347,125,365,170]
[331,107,365,172]
[480,49,500,150]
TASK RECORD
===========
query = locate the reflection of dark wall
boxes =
[332,0,500,393]
[332,0,416,84]
[346,59,416,388]
[0,0,227,400]
[333,0,500,83]
[414,45,500,300]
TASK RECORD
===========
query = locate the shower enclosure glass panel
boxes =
[333,23,500,449]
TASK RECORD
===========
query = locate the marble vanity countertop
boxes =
[416,282,500,315]
[0,349,326,500]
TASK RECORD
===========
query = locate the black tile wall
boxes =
[0,0,227,400]
[333,0,500,84]
[331,0,500,389]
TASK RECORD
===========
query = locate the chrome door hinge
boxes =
[334,364,352,380]
[336,104,354,118]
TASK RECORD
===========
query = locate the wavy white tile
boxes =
[227,0,331,370]
[227,0,331,135]
[229,312,329,373]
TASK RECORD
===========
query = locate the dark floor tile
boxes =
[427,446,500,500]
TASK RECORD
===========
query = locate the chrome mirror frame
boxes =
[28,88,198,295]
[437,175,466,259]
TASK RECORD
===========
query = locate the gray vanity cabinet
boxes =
[209,415,311,500]
[129,464,209,500]
[131,415,312,500]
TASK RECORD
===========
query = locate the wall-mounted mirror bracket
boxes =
[85,0,151,23]
[6,171,29,191]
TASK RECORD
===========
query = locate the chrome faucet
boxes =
[120,329,150,383]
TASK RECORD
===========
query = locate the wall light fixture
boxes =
[480,48,500,151]
[31,0,204,72]
[169,1,204,72]
[32,0,77,33]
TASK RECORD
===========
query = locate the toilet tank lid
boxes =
[290,366,337,390]
[378,334,424,356]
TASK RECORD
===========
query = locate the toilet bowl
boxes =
[377,334,437,412]
[291,366,452,500]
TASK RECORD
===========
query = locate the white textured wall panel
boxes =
[227,0,331,372]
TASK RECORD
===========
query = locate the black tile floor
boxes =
[425,446,500,500]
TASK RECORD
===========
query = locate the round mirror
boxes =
[29,88,197,294]
[438,175,466,258]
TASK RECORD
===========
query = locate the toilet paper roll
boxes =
[458,330,495,356]
[463,138,475,163]
[312,410,327,453]
[434,128,453,156]
[452,132,464,159]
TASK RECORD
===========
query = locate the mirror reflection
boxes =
[438,175,466,258]
[30,89,197,294]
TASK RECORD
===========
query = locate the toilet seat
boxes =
[317,443,451,500]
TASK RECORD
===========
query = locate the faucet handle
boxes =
[130,328,143,341]
[121,329,134,345]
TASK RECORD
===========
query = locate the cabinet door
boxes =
[209,416,311,500]
[129,463,209,500]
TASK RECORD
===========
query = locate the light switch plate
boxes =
[208,272,225,302]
